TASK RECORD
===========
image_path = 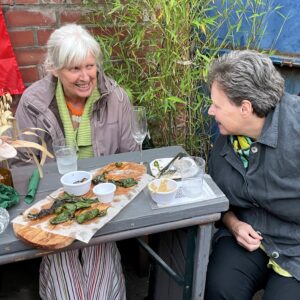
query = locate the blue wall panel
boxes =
[212,1,300,94]
[258,0,300,54]
[214,0,300,55]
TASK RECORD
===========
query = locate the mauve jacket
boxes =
[15,72,138,161]
[209,92,300,281]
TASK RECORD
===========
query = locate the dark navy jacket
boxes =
[209,92,300,280]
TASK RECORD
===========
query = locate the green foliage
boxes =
[83,0,286,158]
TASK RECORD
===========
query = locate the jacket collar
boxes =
[26,71,118,110]
[25,74,57,113]
[258,97,281,149]
[98,70,118,98]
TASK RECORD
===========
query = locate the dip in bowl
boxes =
[148,178,178,205]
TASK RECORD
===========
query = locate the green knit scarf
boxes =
[56,80,100,158]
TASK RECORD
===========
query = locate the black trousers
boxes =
[204,236,300,300]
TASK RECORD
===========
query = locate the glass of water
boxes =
[52,138,78,175]
[0,207,10,234]
[180,156,206,198]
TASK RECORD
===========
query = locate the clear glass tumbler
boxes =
[52,138,78,175]
[179,156,206,198]
[0,207,10,234]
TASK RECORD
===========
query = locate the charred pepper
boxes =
[92,171,108,185]
[50,210,73,225]
[76,208,100,224]
[75,208,108,224]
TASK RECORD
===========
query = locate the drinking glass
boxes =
[0,207,10,234]
[179,156,206,198]
[131,106,147,163]
[52,138,78,175]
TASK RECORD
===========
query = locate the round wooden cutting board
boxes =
[13,223,75,250]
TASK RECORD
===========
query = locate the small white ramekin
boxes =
[93,182,116,203]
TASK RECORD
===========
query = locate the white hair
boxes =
[44,24,102,72]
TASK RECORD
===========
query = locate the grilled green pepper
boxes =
[64,203,77,214]
[92,172,108,185]
[75,201,92,210]
[50,210,73,225]
[75,208,108,224]
[76,208,100,224]
[28,194,98,220]
[54,206,64,214]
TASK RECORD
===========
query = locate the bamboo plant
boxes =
[83,0,286,159]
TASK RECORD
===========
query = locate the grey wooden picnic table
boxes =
[0,146,228,300]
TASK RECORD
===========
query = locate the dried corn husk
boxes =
[0,93,54,177]
[0,93,13,127]
[0,138,17,160]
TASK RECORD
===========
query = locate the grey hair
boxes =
[44,24,102,72]
[207,50,284,117]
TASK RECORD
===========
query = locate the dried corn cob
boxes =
[0,93,13,126]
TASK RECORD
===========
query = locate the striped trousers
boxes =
[40,242,126,300]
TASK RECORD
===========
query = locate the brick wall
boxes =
[1,0,102,87]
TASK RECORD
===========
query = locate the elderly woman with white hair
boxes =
[15,23,138,300]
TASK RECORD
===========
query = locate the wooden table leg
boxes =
[137,235,150,277]
[192,223,213,300]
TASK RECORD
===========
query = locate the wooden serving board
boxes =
[13,223,75,250]
[12,162,148,250]
[13,198,110,250]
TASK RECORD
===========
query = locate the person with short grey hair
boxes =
[16,23,138,300]
[207,50,284,117]
[205,50,300,300]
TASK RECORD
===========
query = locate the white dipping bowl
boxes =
[148,178,178,205]
[60,171,92,196]
[93,182,116,203]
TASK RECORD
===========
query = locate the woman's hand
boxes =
[223,211,263,252]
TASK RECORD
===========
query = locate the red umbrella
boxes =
[0,7,24,96]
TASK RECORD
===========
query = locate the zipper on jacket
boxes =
[27,104,40,116]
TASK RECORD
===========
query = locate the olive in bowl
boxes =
[60,171,92,196]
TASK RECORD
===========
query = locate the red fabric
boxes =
[0,7,25,96]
